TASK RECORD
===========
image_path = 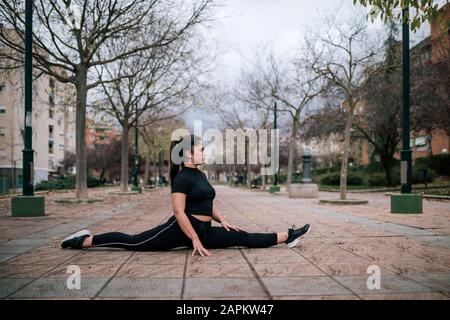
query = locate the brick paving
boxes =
[0,186,449,300]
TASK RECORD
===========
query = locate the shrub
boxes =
[312,166,340,176]
[320,172,365,186]
[87,176,101,187]
[35,175,101,191]
[411,167,436,183]
[367,173,388,187]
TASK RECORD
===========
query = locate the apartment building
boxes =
[0,67,76,192]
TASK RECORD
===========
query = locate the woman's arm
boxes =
[212,203,240,232]
[172,192,211,257]
[212,204,225,223]
[172,193,200,240]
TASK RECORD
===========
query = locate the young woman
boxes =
[61,134,311,256]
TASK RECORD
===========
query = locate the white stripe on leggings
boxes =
[91,219,177,247]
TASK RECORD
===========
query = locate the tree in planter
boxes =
[0,0,213,199]
[307,14,387,200]
[239,48,325,188]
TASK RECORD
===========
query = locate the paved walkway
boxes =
[0,186,449,300]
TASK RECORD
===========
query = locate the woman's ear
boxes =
[185,149,192,161]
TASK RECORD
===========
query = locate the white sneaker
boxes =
[61,229,91,249]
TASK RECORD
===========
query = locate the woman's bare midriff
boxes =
[191,214,213,222]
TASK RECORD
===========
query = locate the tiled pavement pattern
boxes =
[0,186,449,300]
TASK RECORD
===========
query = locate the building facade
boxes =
[0,67,76,192]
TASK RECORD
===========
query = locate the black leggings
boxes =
[91,214,278,251]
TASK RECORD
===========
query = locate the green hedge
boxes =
[277,155,448,187]
[411,167,436,183]
[367,173,389,187]
[35,175,101,191]
[319,172,365,186]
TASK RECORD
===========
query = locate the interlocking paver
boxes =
[0,186,449,299]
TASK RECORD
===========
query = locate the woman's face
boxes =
[188,143,205,165]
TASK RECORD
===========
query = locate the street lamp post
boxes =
[273,99,278,186]
[11,0,45,216]
[23,0,34,197]
[401,6,412,194]
[244,136,247,186]
[390,5,422,214]
[131,104,141,192]
[269,99,280,193]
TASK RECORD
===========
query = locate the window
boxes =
[59,144,64,151]
[49,125,54,139]
[48,140,54,154]
[0,127,5,136]
[0,148,5,158]
[0,105,5,114]
[49,108,54,118]
[48,158,54,170]
[0,84,5,93]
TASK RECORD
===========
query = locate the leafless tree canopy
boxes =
[0,0,213,199]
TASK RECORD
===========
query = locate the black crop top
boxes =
[170,164,216,217]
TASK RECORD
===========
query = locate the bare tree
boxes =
[212,82,273,189]
[238,47,324,188]
[0,0,213,199]
[93,27,206,192]
[307,15,386,199]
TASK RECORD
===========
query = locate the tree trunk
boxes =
[120,121,130,192]
[75,68,88,200]
[143,155,150,188]
[153,153,157,183]
[287,120,298,188]
[340,107,355,200]
[99,168,105,184]
[261,168,266,191]
[381,156,393,186]
[62,95,70,177]
[231,163,236,186]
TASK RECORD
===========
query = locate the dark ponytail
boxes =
[169,134,202,186]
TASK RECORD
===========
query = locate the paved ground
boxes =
[0,185,449,300]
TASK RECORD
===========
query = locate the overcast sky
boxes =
[209,0,433,78]
[185,0,437,130]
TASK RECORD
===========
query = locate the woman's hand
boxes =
[192,238,212,257]
[221,219,240,232]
